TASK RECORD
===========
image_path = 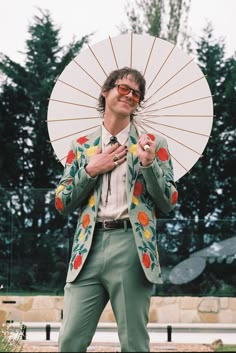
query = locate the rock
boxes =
[211,339,223,350]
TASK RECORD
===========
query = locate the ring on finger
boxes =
[114,161,118,167]
[113,154,119,162]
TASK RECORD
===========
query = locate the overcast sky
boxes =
[0,0,235,63]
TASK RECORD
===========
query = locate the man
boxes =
[55,67,178,352]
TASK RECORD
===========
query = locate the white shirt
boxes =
[97,124,130,221]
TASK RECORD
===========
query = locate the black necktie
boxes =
[105,136,118,205]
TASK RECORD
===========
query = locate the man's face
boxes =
[103,74,140,118]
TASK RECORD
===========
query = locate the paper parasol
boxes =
[47,33,214,181]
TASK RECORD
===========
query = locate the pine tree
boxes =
[121,0,191,48]
[0,9,92,293]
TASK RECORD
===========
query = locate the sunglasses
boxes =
[115,84,141,103]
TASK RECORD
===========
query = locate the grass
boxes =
[214,344,236,352]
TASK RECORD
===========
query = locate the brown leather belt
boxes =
[95,219,132,230]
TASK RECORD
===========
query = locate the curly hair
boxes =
[97,67,146,119]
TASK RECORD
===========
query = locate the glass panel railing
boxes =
[153,218,236,296]
[0,189,235,296]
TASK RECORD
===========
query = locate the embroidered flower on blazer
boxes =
[66,150,76,164]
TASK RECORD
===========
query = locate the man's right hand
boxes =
[85,143,127,178]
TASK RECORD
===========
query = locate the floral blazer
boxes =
[55,123,178,284]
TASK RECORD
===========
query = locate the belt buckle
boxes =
[103,220,111,230]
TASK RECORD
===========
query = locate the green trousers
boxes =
[59,228,153,352]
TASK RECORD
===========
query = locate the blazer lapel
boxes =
[84,126,102,214]
[126,123,140,205]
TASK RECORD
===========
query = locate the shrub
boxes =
[0,323,23,352]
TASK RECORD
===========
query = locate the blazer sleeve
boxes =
[141,135,178,214]
[55,139,98,216]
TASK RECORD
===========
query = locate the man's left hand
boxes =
[137,134,156,167]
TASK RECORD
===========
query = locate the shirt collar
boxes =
[102,123,130,146]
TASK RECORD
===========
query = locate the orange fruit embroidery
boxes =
[142,253,151,268]
[156,148,169,161]
[134,181,143,196]
[55,197,63,211]
[82,214,90,229]
[171,191,178,204]
[66,150,76,164]
[74,254,82,269]
[138,212,149,226]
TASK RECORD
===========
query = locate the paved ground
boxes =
[22,341,214,352]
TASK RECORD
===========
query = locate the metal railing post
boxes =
[167,325,172,342]
[22,324,27,340]
[46,324,51,340]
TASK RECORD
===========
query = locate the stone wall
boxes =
[1,296,236,324]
